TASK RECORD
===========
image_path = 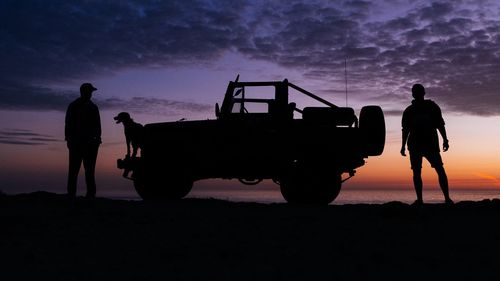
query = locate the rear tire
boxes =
[359,105,385,156]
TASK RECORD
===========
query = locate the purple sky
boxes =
[2,0,500,116]
[1,0,500,197]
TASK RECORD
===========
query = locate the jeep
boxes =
[118,77,385,204]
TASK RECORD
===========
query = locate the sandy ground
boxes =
[2,192,500,281]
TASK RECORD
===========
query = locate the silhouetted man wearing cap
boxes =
[65,83,101,198]
[401,84,453,205]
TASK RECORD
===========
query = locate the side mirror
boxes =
[215,103,220,118]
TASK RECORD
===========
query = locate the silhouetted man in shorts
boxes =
[65,83,101,198]
[401,84,453,205]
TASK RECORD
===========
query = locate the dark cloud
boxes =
[418,2,453,20]
[1,0,500,116]
[0,81,212,115]
[236,1,500,115]
[384,17,418,31]
[0,82,74,111]
[0,0,247,115]
[0,129,61,145]
[99,97,212,116]
[0,0,248,84]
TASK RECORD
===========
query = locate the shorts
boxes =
[409,150,443,170]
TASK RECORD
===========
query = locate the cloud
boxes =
[0,0,249,83]
[1,0,500,116]
[0,0,245,115]
[474,172,500,187]
[0,82,74,111]
[99,97,213,116]
[418,2,454,20]
[237,1,500,115]
[0,81,212,115]
[0,71,212,115]
[0,129,61,145]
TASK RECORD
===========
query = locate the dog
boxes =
[114,112,143,178]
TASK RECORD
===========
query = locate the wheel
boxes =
[132,164,193,200]
[280,163,342,205]
[133,174,193,200]
[359,105,385,156]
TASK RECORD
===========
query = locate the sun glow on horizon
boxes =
[3,105,500,195]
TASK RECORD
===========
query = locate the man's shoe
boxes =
[412,199,424,205]
[85,194,96,199]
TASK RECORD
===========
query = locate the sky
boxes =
[1,0,500,198]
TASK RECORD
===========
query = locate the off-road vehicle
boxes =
[118,77,385,204]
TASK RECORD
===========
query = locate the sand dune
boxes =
[2,192,500,280]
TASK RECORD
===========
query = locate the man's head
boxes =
[411,84,425,100]
[114,112,132,124]
[80,83,97,100]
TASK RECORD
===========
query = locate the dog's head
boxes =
[114,112,131,124]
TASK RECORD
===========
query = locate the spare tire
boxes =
[359,105,386,156]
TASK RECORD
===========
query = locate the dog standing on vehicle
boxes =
[114,112,143,178]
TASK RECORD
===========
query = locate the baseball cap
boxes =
[80,83,98,93]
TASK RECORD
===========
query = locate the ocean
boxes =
[189,188,500,204]
[108,185,500,205]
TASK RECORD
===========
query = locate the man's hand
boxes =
[400,147,406,156]
[443,139,449,152]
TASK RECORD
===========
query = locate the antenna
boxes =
[344,58,348,107]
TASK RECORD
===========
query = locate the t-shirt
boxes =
[402,99,445,153]
[65,97,102,145]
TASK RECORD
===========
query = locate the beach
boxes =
[2,192,500,280]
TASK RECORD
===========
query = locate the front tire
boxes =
[133,165,193,200]
[280,164,342,205]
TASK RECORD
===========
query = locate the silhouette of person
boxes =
[65,83,101,198]
[401,84,453,205]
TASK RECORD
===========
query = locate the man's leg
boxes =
[412,168,423,203]
[67,147,82,198]
[435,165,452,202]
[428,153,453,203]
[82,144,99,198]
[409,151,423,203]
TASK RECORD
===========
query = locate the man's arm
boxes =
[401,109,409,156]
[401,127,409,156]
[438,125,449,152]
[64,104,73,147]
[433,101,449,152]
[95,106,102,144]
